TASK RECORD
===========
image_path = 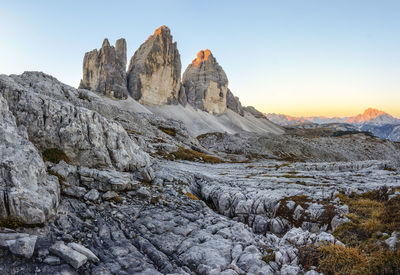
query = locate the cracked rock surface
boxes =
[0,71,399,274]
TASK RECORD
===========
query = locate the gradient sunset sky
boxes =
[1,0,399,117]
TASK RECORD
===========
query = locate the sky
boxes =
[1,0,400,117]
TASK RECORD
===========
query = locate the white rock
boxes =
[9,235,37,258]
[68,242,99,262]
[50,241,88,269]
[84,189,100,201]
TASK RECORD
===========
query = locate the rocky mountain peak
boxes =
[182,49,228,114]
[102,38,110,48]
[362,107,387,118]
[127,25,181,105]
[192,49,213,67]
[149,25,170,39]
[346,107,397,124]
[79,38,128,99]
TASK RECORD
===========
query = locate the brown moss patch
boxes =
[196,132,223,141]
[42,148,70,164]
[158,126,177,137]
[0,217,25,229]
[154,147,224,164]
[48,170,65,184]
[173,147,223,163]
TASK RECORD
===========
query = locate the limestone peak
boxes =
[102,38,110,48]
[147,25,171,41]
[192,49,213,67]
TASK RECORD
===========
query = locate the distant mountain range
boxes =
[267,108,400,141]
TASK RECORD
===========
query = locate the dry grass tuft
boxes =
[158,126,177,137]
[185,192,199,201]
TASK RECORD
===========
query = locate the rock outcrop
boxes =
[226,89,244,116]
[243,106,267,118]
[0,74,151,173]
[0,94,59,225]
[127,26,181,105]
[182,49,228,114]
[79,38,128,99]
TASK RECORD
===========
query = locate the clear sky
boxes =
[1,0,400,117]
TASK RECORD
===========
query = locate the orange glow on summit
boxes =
[147,25,169,40]
[192,49,212,67]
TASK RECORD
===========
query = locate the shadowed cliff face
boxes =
[182,49,229,114]
[127,26,181,105]
[79,38,128,99]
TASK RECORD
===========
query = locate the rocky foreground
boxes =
[0,71,399,274]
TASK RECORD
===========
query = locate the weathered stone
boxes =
[0,74,151,173]
[182,49,228,114]
[84,189,100,201]
[226,89,244,116]
[137,187,151,199]
[50,241,88,269]
[0,94,60,225]
[127,26,181,105]
[79,38,128,99]
[243,106,266,118]
[68,242,99,262]
[102,191,119,201]
[141,166,155,183]
[9,235,37,258]
[43,255,61,265]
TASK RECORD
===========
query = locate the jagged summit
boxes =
[148,25,170,40]
[346,107,398,124]
[79,38,128,99]
[182,49,229,114]
[362,107,387,118]
[78,27,265,119]
[192,49,213,67]
[127,25,181,105]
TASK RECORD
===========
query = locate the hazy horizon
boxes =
[1,0,399,117]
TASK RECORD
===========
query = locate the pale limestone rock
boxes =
[67,242,100,262]
[79,38,128,99]
[0,74,151,173]
[127,26,181,105]
[9,235,37,258]
[0,94,59,225]
[182,49,228,114]
[50,241,88,269]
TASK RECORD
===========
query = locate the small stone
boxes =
[102,191,118,201]
[43,255,61,265]
[9,235,38,258]
[62,233,74,242]
[84,189,100,201]
[50,241,88,269]
[68,242,99,262]
[286,200,296,210]
[137,187,151,199]
[141,167,155,183]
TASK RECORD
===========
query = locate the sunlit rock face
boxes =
[127,26,181,105]
[182,50,228,114]
[79,38,128,99]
